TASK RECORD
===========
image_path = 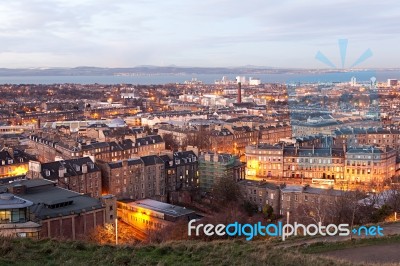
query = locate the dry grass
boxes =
[0,237,361,266]
[3,235,399,266]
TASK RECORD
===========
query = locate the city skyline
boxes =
[0,0,400,68]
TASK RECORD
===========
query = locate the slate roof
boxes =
[40,157,99,180]
[141,155,164,166]
[237,179,279,190]
[0,179,103,220]
[0,149,33,165]
[107,158,143,169]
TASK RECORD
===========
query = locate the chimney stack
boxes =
[237,82,242,103]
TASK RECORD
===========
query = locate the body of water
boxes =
[0,70,398,85]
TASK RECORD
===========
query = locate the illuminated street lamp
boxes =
[115,218,118,245]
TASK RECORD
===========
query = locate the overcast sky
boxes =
[0,0,399,68]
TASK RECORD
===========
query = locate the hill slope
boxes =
[1,236,399,266]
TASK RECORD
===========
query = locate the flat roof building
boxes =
[0,179,114,240]
[117,198,197,235]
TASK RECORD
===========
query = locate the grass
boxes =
[0,237,358,266]
[301,235,400,254]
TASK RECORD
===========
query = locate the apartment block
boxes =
[280,185,344,223]
[28,134,165,163]
[0,148,32,179]
[245,144,396,185]
[238,179,281,213]
[160,151,199,203]
[98,155,166,202]
[27,157,102,198]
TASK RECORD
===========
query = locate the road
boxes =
[322,243,400,264]
[275,222,400,248]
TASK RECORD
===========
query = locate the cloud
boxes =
[0,0,399,67]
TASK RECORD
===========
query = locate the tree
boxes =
[142,125,154,135]
[385,183,400,212]
[333,190,366,225]
[182,128,211,151]
[243,200,258,216]
[87,223,140,245]
[296,190,366,226]
[162,133,179,151]
[298,196,331,225]
[370,205,393,223]
[262,204,274,220]
[211,175,243,207]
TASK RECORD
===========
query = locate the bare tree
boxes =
[297,195,332,225]
[162,133,179,151]
[183,128,211,151]
[297,190,367,226]
[385,183,400,212]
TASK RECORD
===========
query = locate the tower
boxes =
[237,82,242,103]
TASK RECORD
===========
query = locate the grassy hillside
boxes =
[1,236,399,266]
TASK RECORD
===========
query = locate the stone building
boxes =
[0,148,32,179]
[238,179,281,213]
[245,144,396,185]
[280,185,344,224]
[160,151,199,204]
[333,127,400,150]
[28,134,165,163]
[27,157,102,198]
[344,146,396,184]
[98,158,143,200]
[98,155,166,202]
[258,123,292,144]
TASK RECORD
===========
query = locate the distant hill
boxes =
[0,66,386,76]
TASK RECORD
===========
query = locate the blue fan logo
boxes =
[315,39,373,68]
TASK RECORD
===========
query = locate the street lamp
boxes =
[115,218,118,245]
[286,211,290,235]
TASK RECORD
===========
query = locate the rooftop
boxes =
[121,198,195,218]
[237,179,279,190]
[0,179,104,219]
[0,193,33,210]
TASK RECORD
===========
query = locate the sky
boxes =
[0,0,399,68]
